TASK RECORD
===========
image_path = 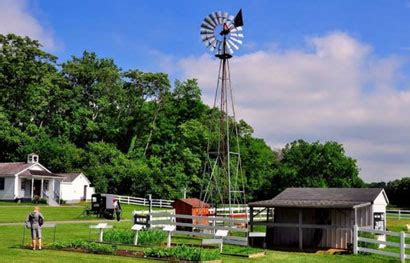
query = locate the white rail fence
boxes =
[387,210,410,220]
[116,195,173,208]
[134,211,249,246]
[115,194,268,220]
[353,225,409,263]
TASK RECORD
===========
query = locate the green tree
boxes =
[272,140,364,195]
[0,34,59,129]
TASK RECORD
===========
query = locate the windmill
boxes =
[199,10,246,216]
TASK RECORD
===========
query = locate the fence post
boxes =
[212,218,216,236]
[399,210,401,220]
[160,199,162,208]
[127,196,130,205]
[353,225,358,254]
[400,231,405,263]
[148,194,152,229]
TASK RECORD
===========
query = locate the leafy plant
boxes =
[104,228,134,244]
[138,229,167,246]
[104,228,166,246]
[144,245,219,261]
[50,240,116,254]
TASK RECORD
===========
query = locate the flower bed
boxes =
[104,228,167,246]
[49,240,221,262]
[50,240,116,254]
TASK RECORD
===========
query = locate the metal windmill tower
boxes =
[199,10,246,215]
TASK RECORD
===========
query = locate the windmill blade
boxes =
[230,32,244,38]
[211,12,219,26]
[200,28,214,35]
[222,12,229,23]
[208,38,217,50]
[229,37,243,46]
[201,34,215,43]
[201,22,214,31]
[205,16,217,28]
[227,39,239,50]
[230,27,243,33]
[225,41,234,54]
[217,11,223,24]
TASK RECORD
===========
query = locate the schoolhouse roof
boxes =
[0,162,33,175]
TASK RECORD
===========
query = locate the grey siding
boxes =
[268,207,356,249]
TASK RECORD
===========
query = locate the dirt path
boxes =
[0,219,131,226]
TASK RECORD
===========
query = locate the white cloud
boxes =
[0,0,56,50]
[176,31,410,182]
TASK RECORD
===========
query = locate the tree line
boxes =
[1,34,365,202]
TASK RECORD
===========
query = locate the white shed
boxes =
[249,188,389,250]
[57,172,95,203]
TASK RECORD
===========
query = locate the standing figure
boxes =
[26,206,44,250]
[113,199,122,222]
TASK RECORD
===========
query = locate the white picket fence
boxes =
[116,195,173,208]
[134,211,250,246]
[387,210,410,220]
[353,225,410,263]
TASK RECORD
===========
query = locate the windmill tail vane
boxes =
[199,10,246,217]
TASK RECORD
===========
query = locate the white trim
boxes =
[15,162,52,176]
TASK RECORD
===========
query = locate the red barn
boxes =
[172,198,210,229]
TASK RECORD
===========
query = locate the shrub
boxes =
[31,196,47,204]
[144,245,219,261]
[51,240,116,254]
[104,228,166,246]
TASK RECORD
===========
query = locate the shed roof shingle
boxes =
[248,188,385,208]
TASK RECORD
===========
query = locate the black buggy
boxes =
[86,193,116,219]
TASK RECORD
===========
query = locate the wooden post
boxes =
[128,196,130,205]
[40,179,44,198]
[400,231,405,263]
[398,210,401,220]
[99,228,104,242]
[249,207,254,232]
[353,225,358,254]
[298,210,303,250]
[134,231,139,245]
[31,178,34,199]
[354,208,358,226]
[167,231,172,247]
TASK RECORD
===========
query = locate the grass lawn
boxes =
[0,204,406,262]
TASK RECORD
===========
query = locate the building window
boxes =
[21,180,26,190]
[0,178,4,190]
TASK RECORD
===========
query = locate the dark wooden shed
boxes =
[172,198,210,229]
[248,188,388,250]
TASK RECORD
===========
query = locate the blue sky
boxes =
[27,0,410,70]
[2,0,410,183]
